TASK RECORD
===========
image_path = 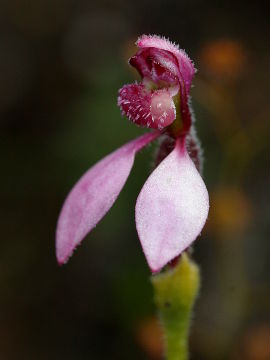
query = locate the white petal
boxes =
[135,140,209,272]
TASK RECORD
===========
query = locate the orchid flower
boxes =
[56,35,209,273]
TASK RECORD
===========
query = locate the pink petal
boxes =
[118,83,176,130]
[56,131,159,265]
[135,138,209,272]
[137,34,196,92]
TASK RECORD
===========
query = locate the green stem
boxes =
[151,253,200,360]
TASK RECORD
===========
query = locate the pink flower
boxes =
[56,35,209,273]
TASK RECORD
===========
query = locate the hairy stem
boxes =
[151,253,200,360]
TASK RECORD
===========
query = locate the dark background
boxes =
[1,0,269,359]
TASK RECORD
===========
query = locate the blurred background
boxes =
[0,0,269,359]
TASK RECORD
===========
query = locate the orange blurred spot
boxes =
[208,187,252,236]
[135,316,164,359]
[200,39,247,80]
[232,325,270,360]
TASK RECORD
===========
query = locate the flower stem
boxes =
[151,253,200,360]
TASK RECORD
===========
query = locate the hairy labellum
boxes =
[118,84,176,130]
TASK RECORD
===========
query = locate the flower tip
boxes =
[56,250,69,266]
[136,34,168,48]
[56,257,66,266]
[150,266,162,275]
[56,235,73,266]
[146,255,174,275]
